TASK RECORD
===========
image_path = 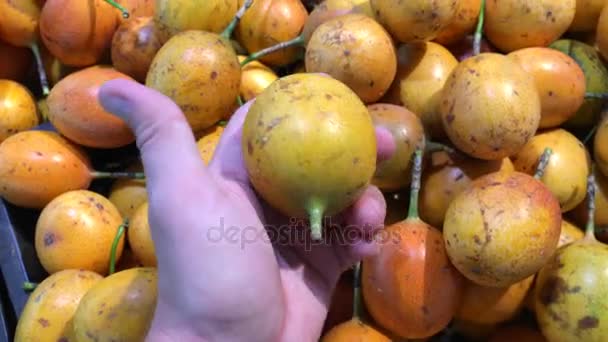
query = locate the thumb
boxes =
[97,79,213,196]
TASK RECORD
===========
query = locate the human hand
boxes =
[97,78,396,342]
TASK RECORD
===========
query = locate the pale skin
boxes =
[97,78,396,342]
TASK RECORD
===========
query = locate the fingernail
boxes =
[99,83,132,118]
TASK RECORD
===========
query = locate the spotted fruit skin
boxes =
[154,0,237,41]
[507,47,586,129]
[305,13,397,104]
[369,103,424,191]
[236,0,308,66]
[382,41,458,138]
[370,0,458,43]
[146,30,241,133]
[443,171,562,287]
[534,239,608,342]
[511,129,591,212]
[362,219,465,339]
[35,190,125,275]
[47,65,136,148]
[439,53,541,160]
[419,151,514,228]
[484,0,576,52]
[242,73,376,219]
[434,0,481,46]
[0,131,92,209]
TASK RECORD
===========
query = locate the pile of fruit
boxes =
[2,0,608,340]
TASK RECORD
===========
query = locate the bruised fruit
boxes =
[0,79,40,143]
[146,30,241,132]
[368,103,425,191]
[154,0,237,42]
[0,0,40,47]
[14,269,103,342]
[35,190,125,275]
[236,0,308,66]
[197,124,225,164]
[439,53,541,160]
[111,16,163,83]
[242,73,376,240]
[456,275,535,325]
[507,47,586,129]
[72,267,157,341]
[237,56,278,102]
[549,39,608,134]
[483,0,576,52]
[512,129,590,212]
[433,0,481,46]
[46,65,136,148]
[534,179,608,342]
[381,41,458,138]
[128,202,156,267]
[443,170,562,287]
[0,131,92,209]
[305,13,397,103]
[419,150,514,228]
[370,0,458,43]
[571,0,605,32]
[108,162,147,220]
[0,41,33,81]
[40,0,118,67]
[362,150,465,339]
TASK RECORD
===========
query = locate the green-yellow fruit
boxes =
[242,73,377,240]
[549,39,608,135]
[14,269,103,342]
[146,30,241,133]
[72,267,158,341]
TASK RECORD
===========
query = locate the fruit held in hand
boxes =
[443,171,562,287]
[242,73,376,240]
[439,53,541,160]
[146,30,241,133]
[46,65,136,148]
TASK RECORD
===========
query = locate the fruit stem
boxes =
[91,171,145,179]
[22,282,38,291]
[352,262,362,319]
[221,0,254,40]
[584,123,599,144]
[425,141,455,154]
[585,167,597,241]
[585,92,608,99]
[237,95,244,106]
[240,35,305,67]
[473,0,486,56]
[29,43,49,97]
[104,0,130,18]
[109,220,128,275]
[308,202,324,241]
[218,120,228,127]
[533,148,552,180]
[406,148,423,220]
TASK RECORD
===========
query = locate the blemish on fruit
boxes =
[38,318,50,327]
[44,232,56,247]
[578,316,599,329]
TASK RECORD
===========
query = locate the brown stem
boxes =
[221,0,254,40]
[407,148,424,220]
[585,167,597,241]
[91,171,145,179]
[534,148,552,180]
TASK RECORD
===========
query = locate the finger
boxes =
[208,99,255,185]
[343,185,386,239]
[98,79,213,194]
[375,126,396,162]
